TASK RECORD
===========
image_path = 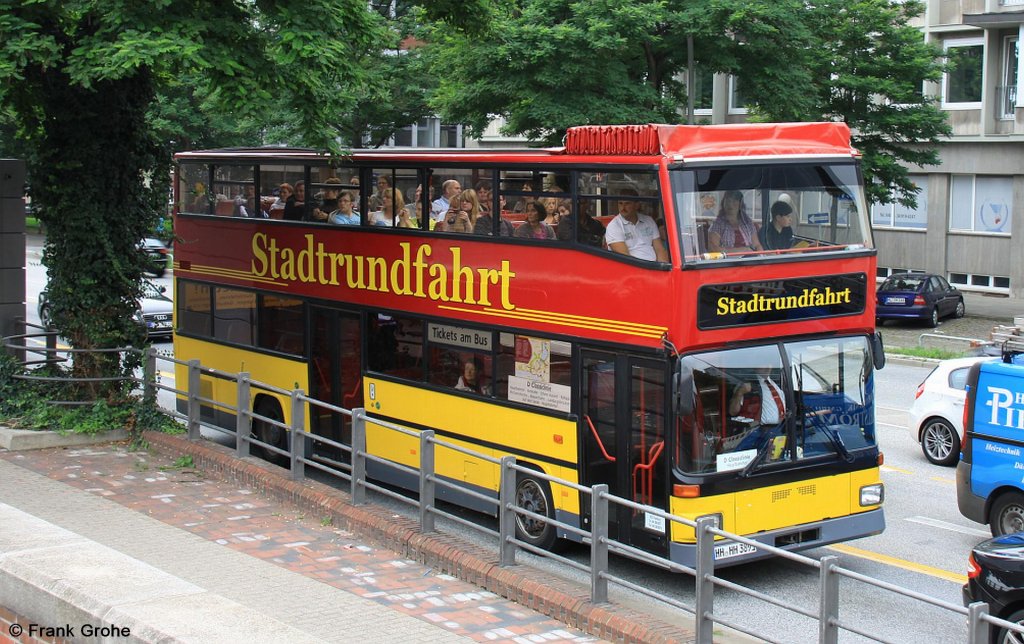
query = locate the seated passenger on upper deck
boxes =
[368,190,406,226]
[707,190,762,254]
[759,201,795,251]
[437,189,482,233]
[556,201,605,247]
[431,180,462,225]
[513,202,556,240]
[328,191,360,225]
[604,188,668,262]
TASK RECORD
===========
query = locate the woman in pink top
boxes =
[708,190,762,253]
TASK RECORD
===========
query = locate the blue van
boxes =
[957,349,1024,536]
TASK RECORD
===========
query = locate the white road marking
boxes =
[905,515,990,538]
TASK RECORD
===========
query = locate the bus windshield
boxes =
[672,162,872,261]
[675,336,876,475]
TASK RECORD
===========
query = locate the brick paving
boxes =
[0,445,600,644]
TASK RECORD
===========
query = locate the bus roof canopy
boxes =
[564,122,857,160]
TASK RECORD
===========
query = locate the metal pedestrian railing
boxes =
[2,331,1019,643]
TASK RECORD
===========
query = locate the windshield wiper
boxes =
[806,410,854,463]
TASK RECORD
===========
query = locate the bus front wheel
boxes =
[990,492,1024,537]
[252,398,288,466]
[514,473,558,551]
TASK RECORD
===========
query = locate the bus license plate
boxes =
[713,541,758,561]
[884,296,906,305]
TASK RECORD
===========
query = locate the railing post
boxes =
[235,373,251,459]
[498,455,517,567]
[350,408,366,505]
[819,554,840,644]
[967,602,991,644]
[290,388,305,482]
[45,329,56,367]
[590,484,610,604]
[694,516,717,644]
[186,359,201,440]
[142,346,157,407]
[419,430,435,533]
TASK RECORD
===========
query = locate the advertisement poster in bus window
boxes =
[508,335,571,413]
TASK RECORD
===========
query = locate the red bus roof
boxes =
[564,122,857,159]
[177,123,857,165]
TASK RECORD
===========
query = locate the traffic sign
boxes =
[807,212,829,225]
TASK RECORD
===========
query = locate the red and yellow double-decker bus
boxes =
[172,122,885,565]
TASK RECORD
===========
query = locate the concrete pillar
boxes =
[0,159,26,346]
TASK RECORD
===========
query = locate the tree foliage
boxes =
[0,0,388,386]
[426,0,947,206]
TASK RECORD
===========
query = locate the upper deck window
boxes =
[672,162,872,264]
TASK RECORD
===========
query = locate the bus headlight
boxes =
[859,484,884,506]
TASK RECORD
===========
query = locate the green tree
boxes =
[426,0,947,206]
[779,0,950,207]
[0,0,385,388]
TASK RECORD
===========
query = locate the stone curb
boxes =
[0,427,129,451]
[143,431,700,644]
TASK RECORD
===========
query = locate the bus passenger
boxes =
[437,189,482,233]
[708,190,762,254]
[514,202,556,240]
[312,177,342,222]
[474,209,515,236]
[405,184,431,226]
[431,179,461,224]
[283,181,306,221]
[759,201,794,251]
[269,184,291,218]
[328,191,360,225]
[369,175,390,211]
[368,190,405,226]
[455,360,490,395]
[512,181,535,213]
[605,189,668,261]
[475,181,493,214]
[556,202,605,247]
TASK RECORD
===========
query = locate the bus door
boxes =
[308,307,363,461]
[581,350,669,556]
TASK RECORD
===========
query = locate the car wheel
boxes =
[152,266,166,278]
[513,471,559,551]
[252,398,288,466]
[990,492,1024,537]
[920,418,960,466]
[954,300,965,319]
[39,302,52,328]
[927,307,939,328]
[996,608,1024,644]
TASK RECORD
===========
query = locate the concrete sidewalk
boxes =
[0,435,702,644]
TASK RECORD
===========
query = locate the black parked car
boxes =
[876,273,965,328]
[966,533,1024,642]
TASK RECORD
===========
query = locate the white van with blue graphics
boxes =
[957,348,1024,536]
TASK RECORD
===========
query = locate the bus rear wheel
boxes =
[252,398,288,466]
[514,473,558,551]
[990,492,1024,537]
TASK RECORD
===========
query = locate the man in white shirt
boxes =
[604,189,668,262]
[430,179,461,223]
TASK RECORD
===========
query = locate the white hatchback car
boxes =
[908,356,994,466]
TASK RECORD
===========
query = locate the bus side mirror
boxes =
[674,362,694,416]
[871,331,886,370]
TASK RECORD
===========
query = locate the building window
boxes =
[949,175,1013,234]
[728,76,747,114]
[949,272,1011,294]
[871,176,928,229]
[999,36,1018,120]
[386,118,463,148]
[943,39,984,107]
[691,68,714,113]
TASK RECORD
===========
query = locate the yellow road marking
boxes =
[827,543,966,584]
[930,476,955,485]
[881,465,913,475]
